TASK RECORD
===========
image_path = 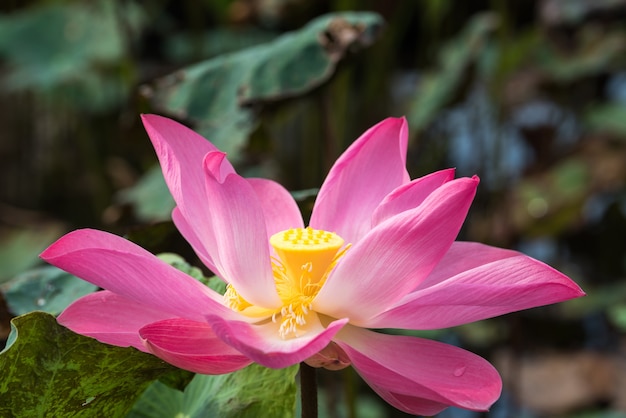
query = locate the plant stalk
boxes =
[300,362,318,418]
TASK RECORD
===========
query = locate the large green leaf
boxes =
[0,312,185,417]
[1,266,97,316]
[164,27,277,63]
[128,363,298,418]
[145,11,383,162]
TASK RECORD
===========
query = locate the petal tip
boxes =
[39,228,92,261]
[203,151,229,181]
[140,113,170,131]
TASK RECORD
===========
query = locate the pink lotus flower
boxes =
[42,115,584,416]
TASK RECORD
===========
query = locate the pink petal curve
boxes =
[141,115,234,279]
[335,326,502,414]
[206,314,349,369]
[202,155,281,308]
[371,168,456,226]
[365,242,585,329]
[310,117,409,244]
[416,241,521,290]
[40,228,238,322]
[57,290,174,352]
[170,151,231,280]
[367,384,451,416]
[141,114,234,205]
[314,177,479,323]
[247,178,304,236]
[140,318,252,374]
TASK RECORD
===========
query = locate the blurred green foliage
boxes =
[1,0,626,417]
[0,0,142,111]
[0,224,64,284]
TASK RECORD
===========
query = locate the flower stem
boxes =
[300,362,318,418]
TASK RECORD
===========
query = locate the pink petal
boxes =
[335,326,502,414]
[40,229,236,321]
[314,177,479,323]
[140,318,252,374]
[171,207,218,274]
[169,151,231,279]
[367,384,450,416]
[203,149,229,178]
[371,168,456,226]
[246,178,304,236]
[309,117,410,244]
[202,156,281,308]
[416,241,521,290]
[57,290,174,352]
[141,115,234,278]
[141,114,234,206]
[366,242,585,329]
[206,314,349,369]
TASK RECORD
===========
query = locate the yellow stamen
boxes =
[224,227,349,339]
[270,227,344,285]
[224,285,251,311]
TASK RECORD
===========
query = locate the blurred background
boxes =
[1,0,626,417]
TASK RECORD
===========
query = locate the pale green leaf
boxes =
[128,363,298,418]
[1,266,98,315]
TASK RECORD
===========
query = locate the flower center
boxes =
[224,227,348,339]
[270,227,345,287]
